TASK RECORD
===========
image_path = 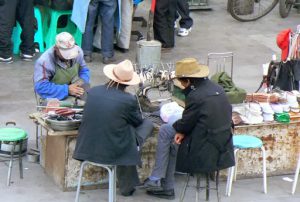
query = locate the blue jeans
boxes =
[82,0,116,58]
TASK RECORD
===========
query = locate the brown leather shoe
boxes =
[102,56,116,64]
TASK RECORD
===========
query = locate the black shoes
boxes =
[102,56,116,64]
[0,56,13,64]
[20,52,35,61]
[114,45,129,53]
[121,188,136,196]
[84,55,92,63]
[143,178,163,191]
[146,189,175,200]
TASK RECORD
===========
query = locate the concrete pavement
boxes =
[0,0,300,201]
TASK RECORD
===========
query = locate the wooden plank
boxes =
[29,112,78,136]
[45,135,67,189]
[236,120,300,128]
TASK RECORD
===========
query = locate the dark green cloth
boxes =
[211,72,246,104]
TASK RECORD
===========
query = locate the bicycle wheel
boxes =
[279,0,295,18]
[229,0,279,22]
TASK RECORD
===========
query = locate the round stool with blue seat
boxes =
[226,134,267,196]
[0,122,27,186]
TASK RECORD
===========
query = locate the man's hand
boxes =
[174,133,185,144]
[68,83,84,97]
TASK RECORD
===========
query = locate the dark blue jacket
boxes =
[73,84,143,165]
[175,78,235,173]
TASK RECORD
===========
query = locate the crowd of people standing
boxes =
[0,0,193,64]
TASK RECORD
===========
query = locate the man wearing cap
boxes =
[34,32,90,101]
[143,58,234,200]
[73,59,154,196]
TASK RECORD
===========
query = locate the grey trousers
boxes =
[117,118,154,194]
[151,124,178,190]
[116,0,133,49]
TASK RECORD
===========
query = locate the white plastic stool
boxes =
[292,153,300,194]
[226,135,267,196]
[75,161,117,202]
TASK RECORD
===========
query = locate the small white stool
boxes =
[75,161,117,202]
[226,135,267,196]
[292,153,300,194]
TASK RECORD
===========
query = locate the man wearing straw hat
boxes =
[73,59,154,196]
[143,58,234,200]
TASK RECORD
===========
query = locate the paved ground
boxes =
[0,0,300,201]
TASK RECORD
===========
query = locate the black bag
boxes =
[258,60,300,92]
[265,61,280,89]
[34,0,74,10]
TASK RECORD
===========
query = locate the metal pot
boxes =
[45,114,82,131]
[0,137,28,157]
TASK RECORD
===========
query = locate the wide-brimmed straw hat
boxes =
[175,58,209,78]
[173,58,209,89]
[103,59,141,85]
[55,32,79,60]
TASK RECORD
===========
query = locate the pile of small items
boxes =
[232,90,300,125]
[42,99,83,131]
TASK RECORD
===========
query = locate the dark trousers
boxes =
[177,0,193,29]
[81,0,116,58]
[0,0,35,58]
[117,118,154,194]
[153,0,177,48]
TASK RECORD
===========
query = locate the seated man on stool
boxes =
[33,32,90,105]
[73,59,154,196]
[143,58,235,200]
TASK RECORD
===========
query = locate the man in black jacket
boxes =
[73,59,154,196]
[144,58,234,200]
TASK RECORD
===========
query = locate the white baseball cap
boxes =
[55,32,79,60]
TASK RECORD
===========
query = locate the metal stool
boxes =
[226,135,267,196]
[180,171,220,202]
[292,153,300,194]
[0,122,27,186]
[75,161,117,202]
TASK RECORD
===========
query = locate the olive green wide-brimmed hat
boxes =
[175,58,209,78]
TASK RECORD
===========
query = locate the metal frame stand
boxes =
[292,153,300,194]
[75,161,117,202]
[180,171,220,202]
